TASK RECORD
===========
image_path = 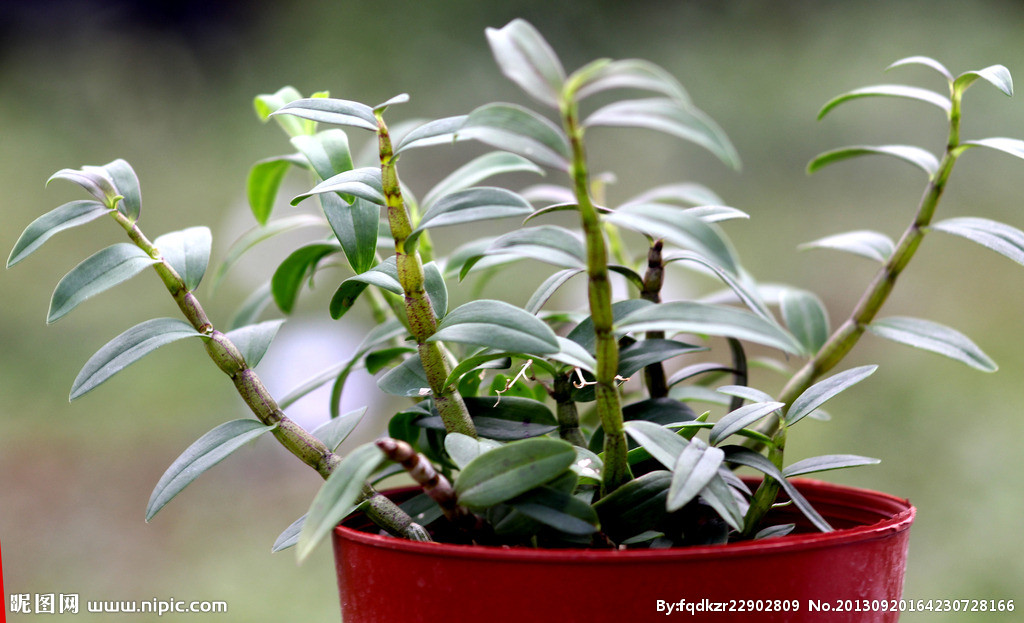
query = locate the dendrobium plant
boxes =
[11,20,1024,561]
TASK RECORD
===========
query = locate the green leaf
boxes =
[254,86,311,137]
[311,407,367,451]
[592,470,671,541]
[211,214,325,292]
[709,401,784,446]
[508,486,599,535]
[723,447,833,532]
[886,56,953,81]
[455,437,576,509]
[624,182,723,207]
[224,320,285,368]
[459,103,571,170]
[430,300,559,355]
[8,200,109,268]
[931,216,1024,267]
[664,252,771,321]
[247,157,299,225]
[786,365,877,426]
[102,159,142,221]
[408,187,533,248]
[394,115,469,153]
[48,243,158,323]
[618,339,705,378]
[146,419,276,521]
[584,98,740,170]
[667,438,725,512]
[423,261,449,319]
[291,129,355,183]
[867,316,997,372]
[808,145,939,177]
[615,301,805,356]
[624,420,688,469]
[798,229,895,263]
[423,152,544,210]
[444,433,502,470]
[572,58,690,102]
[297,442,386,562]
[817,85,951,120]
[954,64,1013,97]
[272,514,306,553]
[48,166,119,208]
[604,205,739,275]
[779,288,830,354]
[460,225,586,278]
[485,19,566,108]
[377,354,430,397]
[550,336,598,373]
[270,242,341,314]
[321,193,379,274]
[273,97,377,132]
[525,268,582,314]
[71,318,202,399]
[783,454,880,478]
[960,137,1024,162]
[418,396,557,441]
[154,226,212,291]
[292,167,385,206]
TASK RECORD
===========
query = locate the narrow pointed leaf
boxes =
[292,167,385,206]
[291,129,355,182]
[101,159,142,221]
[593,470,671,540]
[297,442,387,562]
[273,97,377,131]
[458,103,571,170]
[71,318,202,399]
[960,138,1024,162]
[211,214,325,291]
[616,301,805,356]
[509,487,598,535]
[8,200,109,268]
[321,193,379,274]
[783,454,880,478]
[573,58,690,102]
[525,268,582,314]
[48,166,117,207]
[624,420,689,469]
[618,339,704,378]
[154,226,212,291]
[549,336,598,373]
[723,447,833,532]
[423,152,544,209]
[886,56,953,81]
[311,407,367,451]
[584,98,740,169]
[146,419,276,521]
[808,145,939,177]
[786,365,877,426]
[224,319,286,368]
[867,316,997,372]
[454,437,576,509]
[461,225,586,278]
[954,65,1013,97]
[798,229,895,263]
[254,86,310,137]
[272,514,306,553]
[270,242,341,314]
[423,261,448,318]
[817,85,951,119]
[395,115,468,153]
[664,251,771,321]
[374,93,410,112]
[377,354,430,397]
[444,433,502,470]
[247,156,302,225]
[624,182,723,207]
[485,19,566,108]
[699,470,746,532]
[430,299,559,355]
[604,205,739,275]
[48,243,158,323]
[667,439,725,512]
[408,187,533,248]
[931,216,1024,267]
[710,401,784,446]
[779,288,830,354]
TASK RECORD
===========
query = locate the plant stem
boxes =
[561,100,631,494]
[552,372,587,447]
[375,112,477,439]
[641,240,669,398]
[109,209,424,539]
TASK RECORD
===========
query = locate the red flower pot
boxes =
[332,478,914,622]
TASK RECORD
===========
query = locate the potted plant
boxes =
[9,18,1023,622]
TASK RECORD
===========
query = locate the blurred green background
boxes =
[3,0,1024,620]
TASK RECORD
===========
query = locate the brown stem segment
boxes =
[641,240,669,398]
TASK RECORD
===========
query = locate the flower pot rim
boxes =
[334,477,915,563]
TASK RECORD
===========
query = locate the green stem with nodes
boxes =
[744,89,966,534]
[108,209,426,540]
[641,240,669,399]
[374,111,477,439]
[561,99,631,495]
